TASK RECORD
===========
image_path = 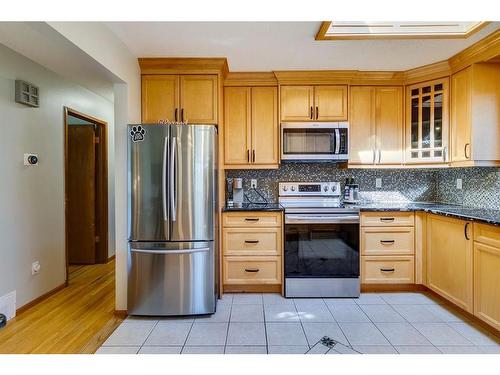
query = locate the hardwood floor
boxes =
[0,260,122,354]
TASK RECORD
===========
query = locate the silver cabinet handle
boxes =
[131,247,210,255]
[372,149,376,164]
[464,143,470,159]
[162,136,168,221]
[443,146,447,162]
[378,149,381,164]
[170,136,177,222]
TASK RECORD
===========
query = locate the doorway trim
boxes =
[64,107,108,284]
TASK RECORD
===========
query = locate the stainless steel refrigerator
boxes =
[127,124,218,316]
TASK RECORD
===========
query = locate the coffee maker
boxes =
[226,178,244,207]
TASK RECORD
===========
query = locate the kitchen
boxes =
[104,22,500,355]
[0,15,499,363]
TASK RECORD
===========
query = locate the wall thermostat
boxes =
[24,153,39,166]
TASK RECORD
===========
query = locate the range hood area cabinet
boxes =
[224,86,279,168]
[141,74,218,124]
[349,86,404,165]
[450,63,500,166]
[280,85,348,122]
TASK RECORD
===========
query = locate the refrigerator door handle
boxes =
[162,136,168,221]
[170,136,177,222]
[130,247,210,255]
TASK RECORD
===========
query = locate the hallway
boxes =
[0,260,121,353]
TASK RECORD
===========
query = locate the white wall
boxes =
[0,43,115,308]
[47,22,141,311]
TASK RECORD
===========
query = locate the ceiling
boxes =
[105,21,500,72]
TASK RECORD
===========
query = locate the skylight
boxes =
[316,21,489,40]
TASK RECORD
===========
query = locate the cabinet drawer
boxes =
[361,256,415,284]
[474,223,500,249]
[361,227,414,255]
[222,212,282,227]
[223,256,281,285]
[223,228,281,256]
[361,212,414,227]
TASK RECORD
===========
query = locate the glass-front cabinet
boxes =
[405,78,449,163]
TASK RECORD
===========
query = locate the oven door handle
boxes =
[285,215,360,224]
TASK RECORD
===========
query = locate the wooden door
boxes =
[314,85,348,121]
[375,87,404,164]
[451,67,472,162]
[427,214,473,312]
[349,86,376,164]
[251,87,278,166]
[474,241,500,330]
[180,75,218,124]
[224,87,251,165]
[68,125,96,264]
[280,85,314,121]
[141,75,179,123]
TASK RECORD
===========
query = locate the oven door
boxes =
[281,122,348,161]
[284,214,359,278]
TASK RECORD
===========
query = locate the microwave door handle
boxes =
[334,129,341,154]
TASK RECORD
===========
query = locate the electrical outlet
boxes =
[250,179,257,189]
[456,178,463,190]
[375,178,382,188]
[31,261,40,275]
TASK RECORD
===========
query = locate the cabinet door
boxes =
[314,85,348,121]
[406,78,449,163]
[180,75,218,124]
[141,75,179,123]
[376,87,403,164]
[427,214,473,312]
[224,87,251,165]
[251,87,279,166]
[280,85,314,121]
[474,241,500,330]
[451,67,472,162]
[349,86,376,164]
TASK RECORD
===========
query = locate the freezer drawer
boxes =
[127,241,216,316]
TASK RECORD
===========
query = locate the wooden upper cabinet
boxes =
[349,86,403,165]
[349,86,376,164]
[376,87,403,164]
[251,87,278,165]
[314,85,348,121]
[224,87,251,165]
[280,85,348,122]
[427,214,473,313]
[224,86,278,168]
[406,78,449,164]
[280,86,314,121]
[180,75,218,124]
[141,75,179,123]
[450,63,500,165]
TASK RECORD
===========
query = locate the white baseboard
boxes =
[0,291,16,320]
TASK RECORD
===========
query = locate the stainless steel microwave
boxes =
[281,122,349,162]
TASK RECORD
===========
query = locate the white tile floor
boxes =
[96,292,500,354]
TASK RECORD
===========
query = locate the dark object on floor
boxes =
[306,335,361,354]
[0,313,7,329]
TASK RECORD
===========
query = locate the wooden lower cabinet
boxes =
[223,256,281,285]
[427,214,473,313]
[361,256,415,284]
[473,223,500,330]
[222,211,283,292]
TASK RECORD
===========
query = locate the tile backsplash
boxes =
[226,164,500,210]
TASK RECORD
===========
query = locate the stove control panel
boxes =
[279,182,341,196]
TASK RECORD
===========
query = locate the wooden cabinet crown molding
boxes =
[224,72,278,86]
[449,29,500,73]
[274,70,405,85]
[139,57,229,77]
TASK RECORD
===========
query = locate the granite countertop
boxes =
[222,203,284,212]
[354,202,500,226]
